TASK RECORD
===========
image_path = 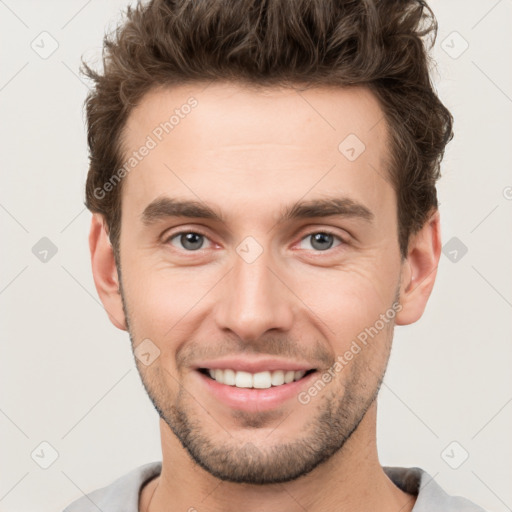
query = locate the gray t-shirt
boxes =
[62,461,487,511]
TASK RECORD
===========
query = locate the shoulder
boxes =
[383,466,488,512]
[62,461,162,512]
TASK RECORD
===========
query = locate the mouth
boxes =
[192,356,321,412]
[198,367,317,389]
[195,366,319,412]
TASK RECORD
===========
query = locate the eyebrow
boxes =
[141,196,374,226]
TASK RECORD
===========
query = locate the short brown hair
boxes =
[83,0,453,260]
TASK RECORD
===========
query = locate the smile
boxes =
[199,368,316,389]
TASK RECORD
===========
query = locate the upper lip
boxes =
[194,357,316,373]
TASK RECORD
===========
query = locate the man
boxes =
[63,0,487,510]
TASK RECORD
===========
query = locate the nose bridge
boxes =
[215,239,293,341]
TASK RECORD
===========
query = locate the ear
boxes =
[89,213,127,331]
[395,209,441,326]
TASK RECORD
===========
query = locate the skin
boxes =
[89,82,441,512]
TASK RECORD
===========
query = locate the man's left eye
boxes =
[298,232,344,251]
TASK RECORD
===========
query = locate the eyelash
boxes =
[163,229,347,254]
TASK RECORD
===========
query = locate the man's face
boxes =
[115,83,403,483]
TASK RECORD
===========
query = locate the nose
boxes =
[214,244,294,343]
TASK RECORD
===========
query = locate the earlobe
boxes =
[395,209,442,326]
[89,213,127,331]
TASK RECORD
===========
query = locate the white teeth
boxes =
[235,371,253,388]
[223,368,236,386]
[284,370,295,384]
[271,370,285,386]
[253,371,272,389]
[204,368,312,388]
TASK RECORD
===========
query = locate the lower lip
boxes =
[195,370,318,412]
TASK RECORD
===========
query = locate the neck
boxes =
[140,402,417,512]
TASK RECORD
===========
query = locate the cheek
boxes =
[121,259,218,338]
[291,257,398,343]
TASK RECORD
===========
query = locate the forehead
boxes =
[119,82,393,227]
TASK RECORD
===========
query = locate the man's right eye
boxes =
[165,231,213,251]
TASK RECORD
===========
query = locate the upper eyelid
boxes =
[163,227,212,242]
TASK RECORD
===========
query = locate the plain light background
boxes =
[0,1,511,511]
